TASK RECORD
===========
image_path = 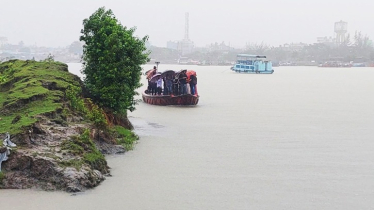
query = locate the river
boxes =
[1,64,374,210]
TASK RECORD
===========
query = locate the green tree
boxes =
[80,7,149,114]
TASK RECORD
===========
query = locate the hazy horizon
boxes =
[1,0,373,48]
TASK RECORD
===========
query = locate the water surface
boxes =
[2,65,374,210]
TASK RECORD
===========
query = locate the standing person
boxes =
[190,74,197,95]
[147,66,157,94]
[166,73,173,96]
[156,77,163,95]
[173,77,179,95]
[150,81,156,95]
[163,77,167,95]
[147,79,151,93]
[186,76,191,94]
[178,70,187,95]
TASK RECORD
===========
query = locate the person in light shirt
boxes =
[156,78,163,95]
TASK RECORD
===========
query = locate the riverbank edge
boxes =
[0,59,136,192]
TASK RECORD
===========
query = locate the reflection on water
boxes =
[2,65,374,210]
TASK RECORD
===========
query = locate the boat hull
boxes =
[232,69,274,74]
[142,91,199,106]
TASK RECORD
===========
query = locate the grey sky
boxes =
[0,0,373,48]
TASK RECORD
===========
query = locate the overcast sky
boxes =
[0,0,373,48]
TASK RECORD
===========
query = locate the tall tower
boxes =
[334,20,347,44]
[178,12,194,56]
[184,12,189,40]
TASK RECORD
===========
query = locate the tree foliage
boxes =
[80,7,149,114]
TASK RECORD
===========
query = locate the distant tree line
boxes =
[264,32,374,63]
[148,32,374,64]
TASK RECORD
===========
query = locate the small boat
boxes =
[231,54,274,74]
[142,92,199,106]
[142,69,199,106]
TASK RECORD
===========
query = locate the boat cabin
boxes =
[231,54,274,74]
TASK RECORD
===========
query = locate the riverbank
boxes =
[0,59,136,192]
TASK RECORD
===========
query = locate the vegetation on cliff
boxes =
[0,59,138,192]
[0,59,78,134]
[0,7,148,192]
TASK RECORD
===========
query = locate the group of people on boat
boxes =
[146,66,198,96]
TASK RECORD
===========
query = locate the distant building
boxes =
[178,39,194,55]
[334,20,347,45]
[207,42,233,52]
[317,36,335,44]
[167,39,193,55]
[281,42,308,51]
[316,36,336,47]
[167,41,178,50]
[315,21,348,46]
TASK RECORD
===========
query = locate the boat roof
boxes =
[237,54,267,58]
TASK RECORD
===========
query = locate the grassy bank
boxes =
[0,59,81,134]
[0,59,139,191]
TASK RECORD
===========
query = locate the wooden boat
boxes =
[142,69,199,106]
[142,91,199,106]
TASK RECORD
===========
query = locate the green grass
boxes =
[59,159,84,171]
[60,129,107,172]
[0,172,5,183]
[83,151,106,172]
[0,60,81,135]
[114,125,139,151]
[61,139,85,155]
[0,92,8,108]
[0,60,131,175]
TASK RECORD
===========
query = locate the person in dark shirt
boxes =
[189,74,197,95]
[178,71,187,95]
[173,77,179,95]
[147,66,157,94]
[165,74,173,95]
